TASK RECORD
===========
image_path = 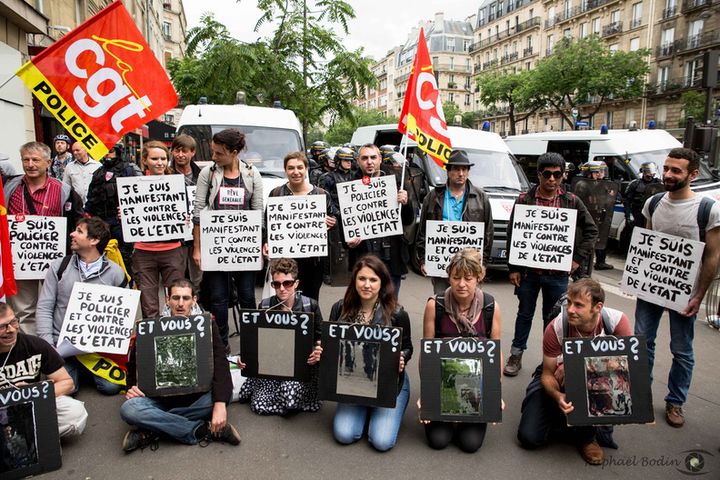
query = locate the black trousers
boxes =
[424,422,487,453]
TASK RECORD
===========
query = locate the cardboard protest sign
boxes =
[57,283,140,355]
[266,196,328,258]
[419,338,502,423]
[508,205,577,271]
[337,175,402,242]
[319,322,402,408]
[135,314,214,397]
[200,210,262,271]
[184,186,196,241]
[424,221,485,277]
[7,216,66,280]
[563,335,654,426]
[239,309,315,381]
[621,227,703,312]
[117,175,189,242]
[0,381,61,480]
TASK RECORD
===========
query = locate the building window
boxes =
[464,40,471,51]
[606,111,613,128]
[563,28,571,39]
[610,10,620,24]
[625,109,635,127]
[162,21,172,40]
[465,94,470,106]
[592,17,601,35]
[579,22,588,38]
[449,93,455,103]
[609,43,619,52]
[656,104,667,123]
[631,2,642,28]
[448,37,456,51]
[163,1,172,10]
[630,37,640,51]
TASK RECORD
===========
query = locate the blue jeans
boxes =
[634,299,695,405]
[120,392,213,444]
[511,271,569,355]
[202,270,256,345]
[333,374,410,452]
[65,357,123,396]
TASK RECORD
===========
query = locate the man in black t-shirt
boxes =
[0,303,88,438]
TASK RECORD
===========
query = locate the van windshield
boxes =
[626,149,717,183]
[428,149,530,192]
[177,125,303,176]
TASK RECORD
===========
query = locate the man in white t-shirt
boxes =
[635,147,720,428]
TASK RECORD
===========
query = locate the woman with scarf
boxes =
[420,248,503,453]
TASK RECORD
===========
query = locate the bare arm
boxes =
[46,367,75,397]
[422,298,436,339]
[682,226,720,316]
[540,354,574,415]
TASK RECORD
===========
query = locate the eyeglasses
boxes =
[540,170,564,179]
[0,318,20,333]
[271,280,297,289]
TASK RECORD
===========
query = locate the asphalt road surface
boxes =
[53,253,720,479]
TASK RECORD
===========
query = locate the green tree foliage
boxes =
[324,107,398,145]
[476,69,543,135]
[681,91,705,124]
[527,36,649,128]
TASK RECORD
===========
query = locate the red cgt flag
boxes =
[16,0,178,160]
[398,28,452,169]
[0,177,17,300]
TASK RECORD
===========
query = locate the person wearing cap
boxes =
[503,152,598,377]
[49,134,74,180]
[623,162,661,231]
[415,149,493,294]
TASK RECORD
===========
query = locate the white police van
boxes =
[505,128,720,241]
[351,124,530,269]
[176,103,304,202]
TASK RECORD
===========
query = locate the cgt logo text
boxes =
[596,450,714,475]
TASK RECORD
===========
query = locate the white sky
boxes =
[182,0,479,60]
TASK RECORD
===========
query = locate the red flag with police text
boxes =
[398,28,452,169]
[0,177,16,300]
[15,0,178,160]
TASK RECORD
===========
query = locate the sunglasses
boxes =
[540,170,564,179]
[271,280,297,289]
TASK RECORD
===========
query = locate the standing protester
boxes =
[504,152,598,377]
[238,258,324,415]
[49,134,73,180]
[420,248,502,453]
[4,142,83,335]
[132,141,186,318]
[192,128,263,346]
[263,151,337,301]
[120,279,241,452]
[634,147,720,428]
[346,144,414,296]
[63,142,101,204]
[0,302,88,438]
[517,279,631,465]
[36,217,127,395]
[622,162,662,234]
[416,149,493,294]
[325,255,413,452]
[84,144,142,279]
[169,134,203,294]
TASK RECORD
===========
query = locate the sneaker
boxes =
[665,403,685,428]
[578,440,604,465]
[214,424,241,446]
[594,262,614,270]
[503,353,522,377]
[122,429,159,453]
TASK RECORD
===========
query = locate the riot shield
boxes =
[571,178,621,250]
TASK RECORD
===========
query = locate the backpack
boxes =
[647,192,715,242]
[435,292,495,338]
[56,255,129,288]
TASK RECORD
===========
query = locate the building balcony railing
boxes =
[473,17,541,51]
[676,30,720,54]
[500,51,520,65]
[630,18,642,29]
[482,59,499,70]
[656,42,676,58]
[647,76,700,95]
[546,47,554,56]
[602,21,623,37]
[523,46,535,57]
[662,5,678,18]
[434,64,472,73]
[394,72,410,85]
[681,0,713,14]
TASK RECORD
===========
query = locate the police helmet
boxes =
[334,147,355,166]
[309,141,329,160]
[640,162,657,176]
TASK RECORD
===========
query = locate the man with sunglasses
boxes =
[346,143,414,296]
[0,302,88,438]
[120,279,241,452]
[504,152,598,377]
